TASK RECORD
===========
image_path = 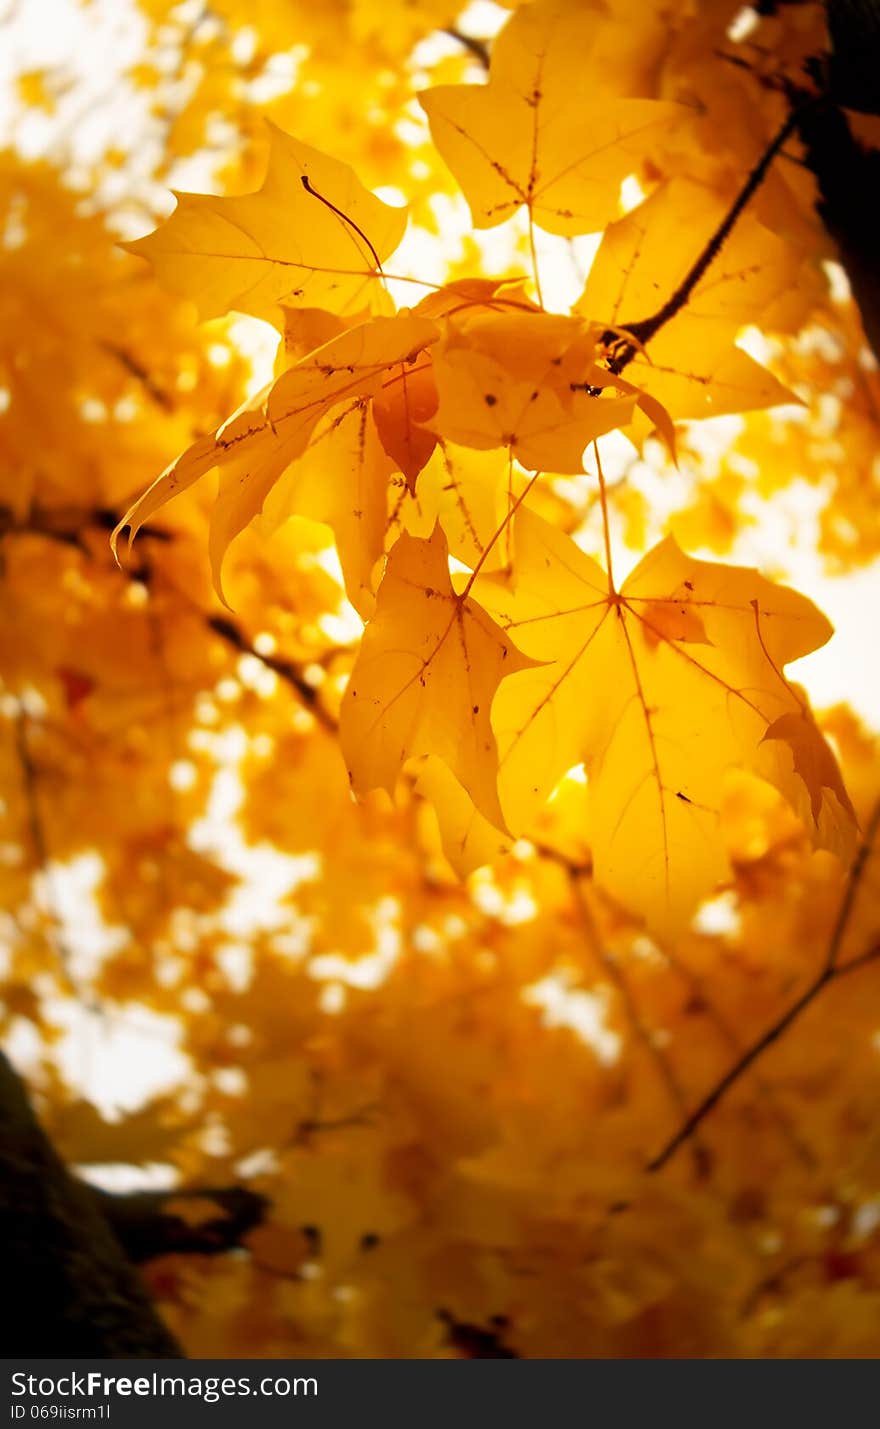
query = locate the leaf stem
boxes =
[528,212,544,309]
[300,174,385,280]
[460,467,541,598]
[593,440,616,596]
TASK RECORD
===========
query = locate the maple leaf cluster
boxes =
[114,4,853,932]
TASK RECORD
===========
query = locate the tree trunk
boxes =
[0,1050,183,1357]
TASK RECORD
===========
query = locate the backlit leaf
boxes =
[483,510,855,927]
[340,523,535,830]
[420,0,681,237]
[124,123,408,326]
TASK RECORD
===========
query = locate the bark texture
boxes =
[0,1050,183,1357]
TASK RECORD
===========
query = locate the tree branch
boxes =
[0,502,171,552]
[206,614,338,732]
[12,704,83,993]
[568,870,710,1177]
[647,800,880,1172]
[441,26,491,71]
[89,1184,268,1263]
[100,341,174,412]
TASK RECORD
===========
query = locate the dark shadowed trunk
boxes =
[0,1049,183,1357]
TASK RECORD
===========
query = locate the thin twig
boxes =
[16,501,341,736]
[568,870,709,1177]
[647,800,880,1172]
[657,940,816,1169]
[832,940,880,979]
[821,804,878,974]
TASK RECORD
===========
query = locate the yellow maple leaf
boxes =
[480,509,855,928]
[398,441,510,574]
[339,523,535,831]
[259,400,395,618]
[414,755,511,877]
[420,0,681,238]
[123,122,408,326]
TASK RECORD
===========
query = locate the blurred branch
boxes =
[0,502,170,552]
[89,1184,269,1263]
[567,868,710,1178]
[436,1309,518,1358]
[2,500,340,734]
[442,27,491,70]
[206,613,338,732]
[12,703,84,996]
[647,800,880,1172]
[657,939,816,1169]
[100,341,174,412]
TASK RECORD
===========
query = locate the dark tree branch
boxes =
[825,0,880,116]
[100,341,174,412]
[206,613,338,732]
[436,1309,518,1358]
[606,108,805,374]
[0,502,171,551]
[89,1184,269,1263]
[792,93,880,360]
[0,1050,183,1356]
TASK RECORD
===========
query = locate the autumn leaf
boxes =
[274,305,350,370]
[258,399,395,618]
[398,441,510,574]
[123,122,408,326]
[372,355,439,493]
[339,523,535,831]
[420,0,681,237]
[481,509,855,928]
[430,309,637,472]
[413,754,511,876]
